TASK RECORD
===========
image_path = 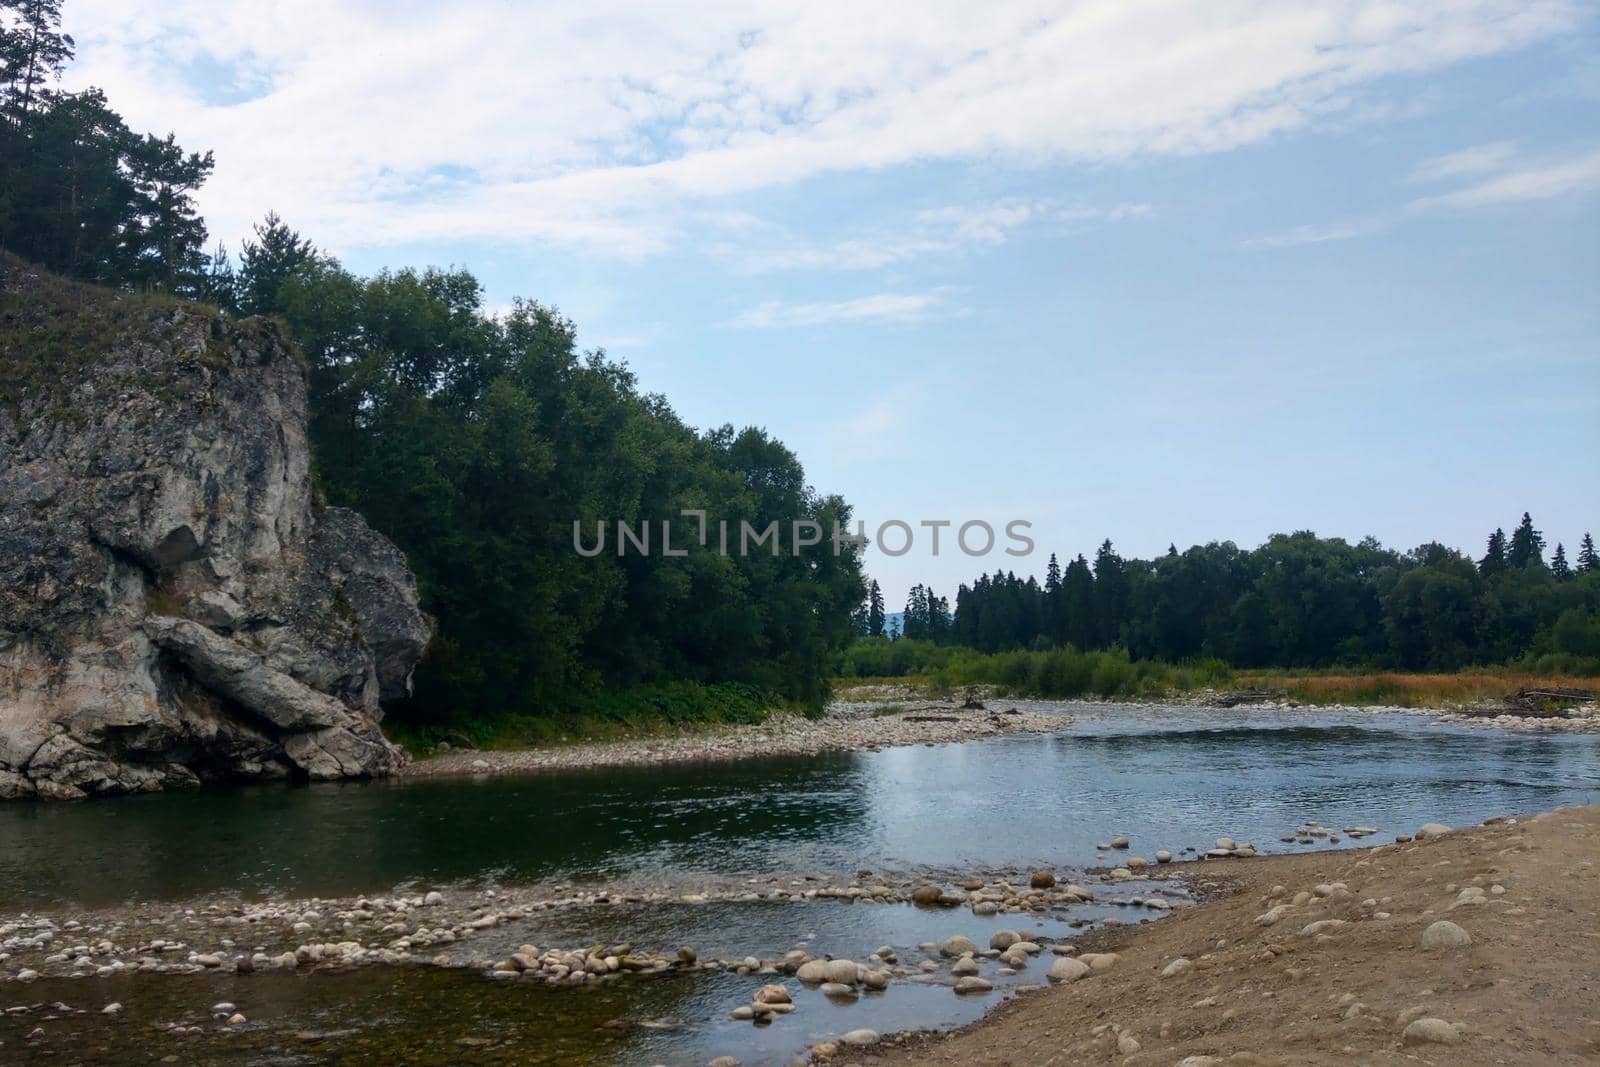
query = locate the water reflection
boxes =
[0,706,1595,907]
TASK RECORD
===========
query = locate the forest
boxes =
[0,0,865,732]
[851,518,1600,676]
[5,1,1595,733]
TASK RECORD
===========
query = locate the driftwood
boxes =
[1456,687,1597,719]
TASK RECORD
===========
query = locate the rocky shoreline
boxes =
[402,686,1599,786]
[4,808,1585,1066]
[405,694,1065,779]
[854,805,1600,1067]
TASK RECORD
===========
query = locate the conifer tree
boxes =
[1478,528,1507,576]
[1578,533,1598,573]
[1507,512,1545,569]
[867,580,885,637]
[1551,543,1571,581]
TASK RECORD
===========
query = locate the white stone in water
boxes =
[841,1029,880,1047]
[953,976,993,994]
[940,935,978,957]
[822,959,859,985]
[1155,850,1172,863]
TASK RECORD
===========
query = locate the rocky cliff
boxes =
[0,256,429,799]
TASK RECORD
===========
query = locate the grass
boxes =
[384,680,790,758]
[1231,668,1600,709]
[835,658,1599,710]
[0,252,280,432]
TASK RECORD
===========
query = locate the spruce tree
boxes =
[867,580,885,637]
[1507,512,1545,569]
[1578,533,1598,573]
[1478,528,1507,576]
[1551,543,1572,581]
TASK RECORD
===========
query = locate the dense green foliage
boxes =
[871,517,1599,673]
[0,2,216,293]
[210,223,865,728]
[840,638,1233,698]
[1,3,864,728]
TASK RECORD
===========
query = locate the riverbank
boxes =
[406,685,1599,784]
[856,805,1600,1066]
[405,693,1063,779]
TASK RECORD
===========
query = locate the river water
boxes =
[1,703,1596,1064]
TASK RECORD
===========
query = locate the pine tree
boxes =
[1551,543,1572,581]
[1478,528,1507,576]
[238,211,318,315]
[1578,533,1598,573]
[121,131,215,293]
[1507,512,1545,569]
[867,580,885,637]
[1,0,73,119]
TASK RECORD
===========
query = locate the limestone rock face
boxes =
[0,256,428,799]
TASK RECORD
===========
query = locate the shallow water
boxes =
[2,704,1595,908]
[2,704,1597,1065]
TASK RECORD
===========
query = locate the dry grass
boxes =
[1233,668,1600,708]
[837,668,1600,710]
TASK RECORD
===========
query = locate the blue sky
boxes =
[67,1,1599,606]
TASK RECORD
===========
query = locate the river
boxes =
[1,702,1596,1064]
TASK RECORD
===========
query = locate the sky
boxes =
[63,0,1600,606]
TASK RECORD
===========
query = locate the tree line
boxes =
[1,1,865,729]
[862,517,1600,672]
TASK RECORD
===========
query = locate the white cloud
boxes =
[60,0,1587,256]
[1242,221,1366,249]
[716,197,1150,273]
[1407,141,1518,183]
[1410,147,1600,208]
[727,290,959,328]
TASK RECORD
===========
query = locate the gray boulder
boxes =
[0,256,428,798]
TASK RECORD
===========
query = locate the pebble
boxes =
[989,930,1020,950]
[1419,920,1472,948]
[953,976,993,994]
[1417,822,1452,839]
[102,1002,122,1014]
[1048,956,1089,982]
[1401,1017,1462,1045]
[1160,957,1191,978]
[840,1028,879,1047]
[940,935,978,957]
